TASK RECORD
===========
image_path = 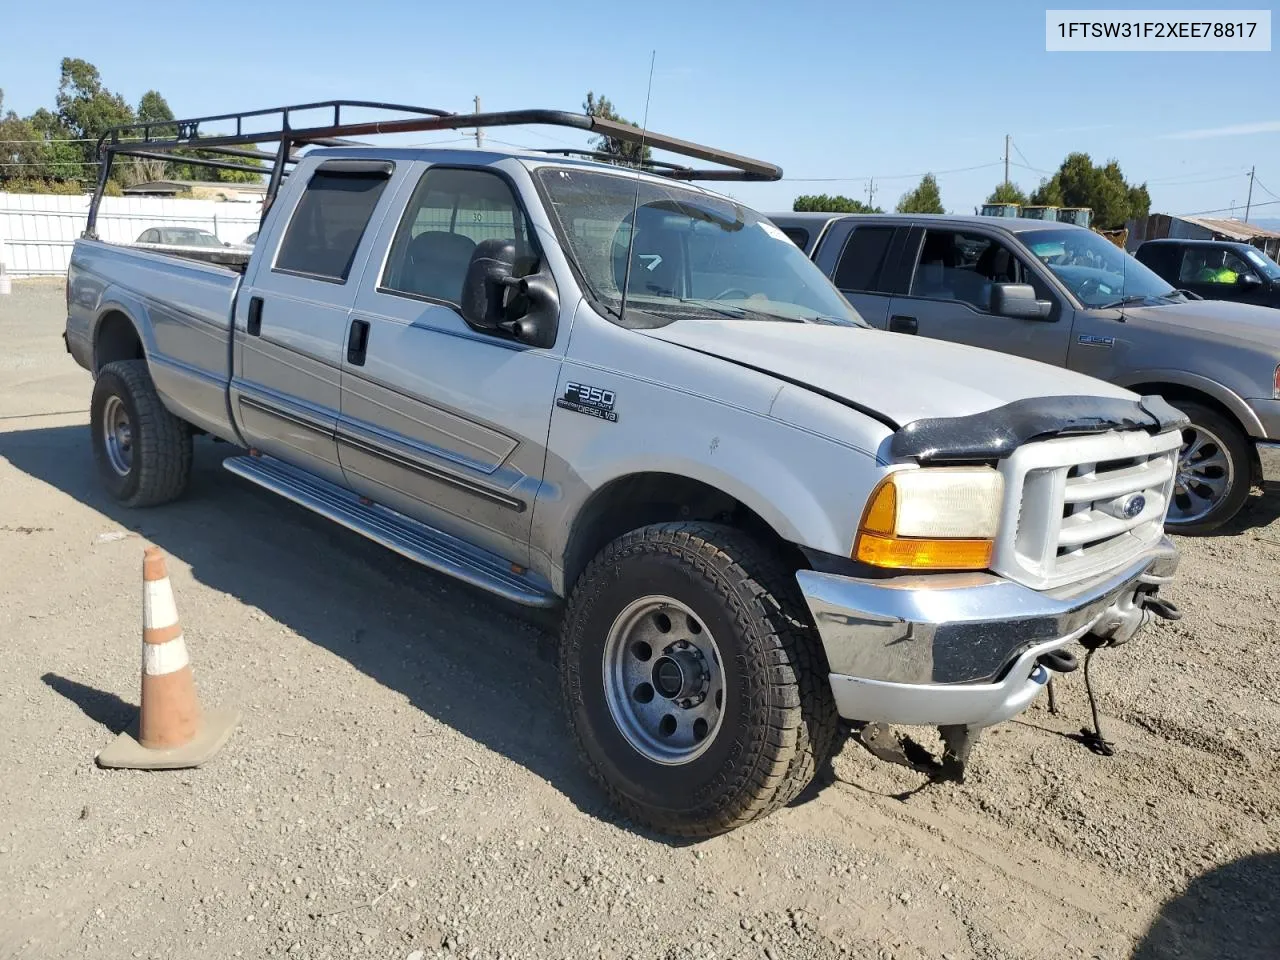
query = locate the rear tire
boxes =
[1167,402,1251,536]
[90,360,192,507]
[559,522,839,837]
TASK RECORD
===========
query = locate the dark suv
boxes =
[1134,238,1280,309]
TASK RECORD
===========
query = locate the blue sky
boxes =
[2,0,1278,220]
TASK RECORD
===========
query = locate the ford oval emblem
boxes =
[1121,494,1146,519]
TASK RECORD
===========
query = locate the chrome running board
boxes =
[223,454,556,608]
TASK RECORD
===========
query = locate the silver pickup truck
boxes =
[770,211,1280,534]
[66,102,1182,837]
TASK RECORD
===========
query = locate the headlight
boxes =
[854,467,1004,571]
[1273,363,1280,399]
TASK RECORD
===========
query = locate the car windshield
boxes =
[1242,246,1280,281]
[536,167,865,326]
[1023,228,1178,308]
[164,229,221,247]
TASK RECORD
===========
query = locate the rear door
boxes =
[231,159,399,487]
[887,226,1071,365]
[337,162,562,565]
[817,221,903,328]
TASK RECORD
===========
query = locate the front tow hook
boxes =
[1141,594,1182,621]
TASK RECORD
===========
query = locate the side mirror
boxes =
[1239,273,1263,288]
[460,239,558,348]
[991,282,1053,320]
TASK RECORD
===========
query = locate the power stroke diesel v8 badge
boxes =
[556,382,618,422]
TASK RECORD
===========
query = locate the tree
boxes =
[583,92,652,166]
[133,89,262,184]
[1028,152,1149,229]
[986,181,1027,205]
[55,58,135,184]
[792,194,883,214]
[895,173,944,214]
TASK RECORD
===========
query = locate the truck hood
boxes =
[640,319,1134,427]
[1122,299,1280,349]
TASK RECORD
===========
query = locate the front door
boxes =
[338,162,563,566]
[232,160,398,486]
[888,227,1071,366]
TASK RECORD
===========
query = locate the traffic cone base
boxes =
[96,546,237,770]
[96,706,240,770]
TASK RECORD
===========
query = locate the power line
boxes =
[1009,139,1038,173]
[783,161,1004,183]
[1179,198,1280,217]
[1255,177,1280,201]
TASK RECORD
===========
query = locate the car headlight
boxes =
[1273,363,1280,399]
[854,467,1004,571]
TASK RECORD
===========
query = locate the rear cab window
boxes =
[833,226,895,293]
[274,163,394,283]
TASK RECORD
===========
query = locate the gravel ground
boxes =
[1,279,1277,960]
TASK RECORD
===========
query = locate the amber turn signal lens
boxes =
[855,533,994,570]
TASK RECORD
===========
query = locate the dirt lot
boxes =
[0,279,1277,960]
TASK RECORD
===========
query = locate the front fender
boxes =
[532,370,886,594]
[1114,367,1264,438]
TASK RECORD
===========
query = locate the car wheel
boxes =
[1166,402,1251,535]
[90,360,192,507]
[560,522,839,837]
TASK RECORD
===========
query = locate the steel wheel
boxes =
[602,595,725,765]
[101,394,134,477]
[1170,423,1233,525]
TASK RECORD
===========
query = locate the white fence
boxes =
[0,192,263,277]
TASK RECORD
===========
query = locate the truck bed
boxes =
[66,238,243,441]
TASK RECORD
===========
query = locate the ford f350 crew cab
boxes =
[771,211,1280,534]
[66,102,1182,836]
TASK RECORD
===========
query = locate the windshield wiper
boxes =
[1099,294,1156,310]
[677,299,805,322]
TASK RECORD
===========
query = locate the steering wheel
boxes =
[712,287,751,300]
[1076,277,1103,302]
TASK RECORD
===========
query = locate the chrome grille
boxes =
[994,429,1181,590]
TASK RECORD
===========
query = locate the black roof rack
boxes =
[85,99,782,236]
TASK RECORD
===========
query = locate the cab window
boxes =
[380,168,538,305]
[1178,247,1254,285]
[908,230,1029,310]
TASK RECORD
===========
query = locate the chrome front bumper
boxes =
[795,537,1178,728]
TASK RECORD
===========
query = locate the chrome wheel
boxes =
[1169,423,1233,525]
[101,395,134,477]
[602,596,725,765]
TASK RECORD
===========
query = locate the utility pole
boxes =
[866,178,876,209]
[1004,134,1010,186]
[474,96,483,149]
[1244,165,1255,222]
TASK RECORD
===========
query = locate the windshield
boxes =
[165,229,221,247]
[1242,246,1280,281]
[536,167,864,326]
[1023,228,1177,308]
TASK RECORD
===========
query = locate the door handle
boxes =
[889,314,918,334]
[347,319,371,366]
[246,296,263,336]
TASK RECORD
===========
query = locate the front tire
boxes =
[90,360,192,507]
[560,523,838,837]
[1167,402,1251,535]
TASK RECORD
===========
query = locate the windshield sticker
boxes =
[758,221,791,245]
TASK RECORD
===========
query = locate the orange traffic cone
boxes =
[97,547,238,770]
